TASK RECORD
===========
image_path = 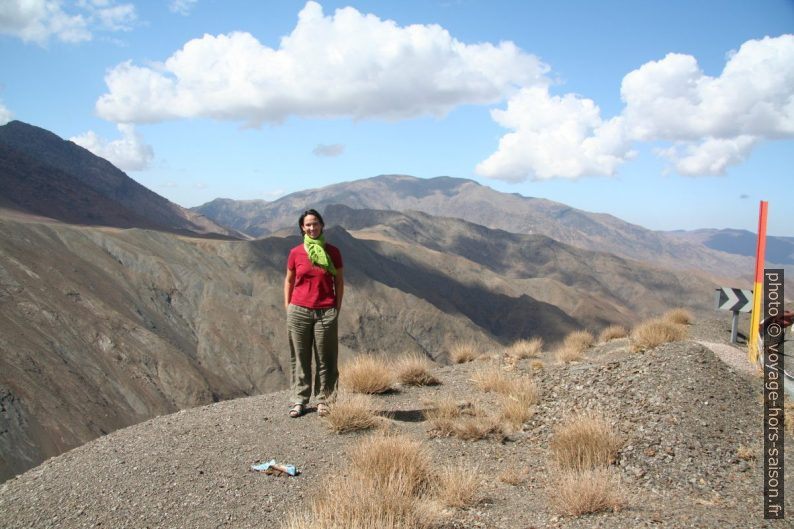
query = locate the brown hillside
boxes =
[0,318,789,529]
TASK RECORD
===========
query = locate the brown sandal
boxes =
[289,403,304,418]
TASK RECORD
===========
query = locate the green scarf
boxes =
[304,234,337,276]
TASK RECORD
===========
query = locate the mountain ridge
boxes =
[0,120,242,239]
[192,174,768,280]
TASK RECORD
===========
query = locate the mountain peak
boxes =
[0,121,239,238]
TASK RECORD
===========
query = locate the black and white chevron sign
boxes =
[715,287,753,313]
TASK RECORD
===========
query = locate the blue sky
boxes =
[1,0,793,236]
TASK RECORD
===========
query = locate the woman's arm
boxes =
[334,268,344,311]
[284,268,295,309]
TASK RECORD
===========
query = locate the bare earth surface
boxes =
[0,317,791,529]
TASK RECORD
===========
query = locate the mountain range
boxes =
[0,120,747,483]
[193,174,791,282]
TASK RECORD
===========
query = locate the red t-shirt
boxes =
[287,243,343,309]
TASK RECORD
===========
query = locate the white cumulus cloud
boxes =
[70,123,153,171]
[475,86,634,181]
[478,34,794,180]
[95,1,548,124]
[620,34,794,175]
[0,101,13,125]
[657,136,759,176]
[0,0,135,45]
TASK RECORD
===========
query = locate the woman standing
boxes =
[284,209,344,418]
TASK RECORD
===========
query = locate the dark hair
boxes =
[298,209,325,234]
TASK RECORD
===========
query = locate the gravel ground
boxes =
[0,316,791,529]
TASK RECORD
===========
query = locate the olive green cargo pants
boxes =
[287,304,339,406]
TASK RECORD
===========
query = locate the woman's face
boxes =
[302,215,323,238]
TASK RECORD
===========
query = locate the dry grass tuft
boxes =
[448,341,481,363]
[424,398,501,441]
[498,466,528,486]
[550,411,623,472]
[324,393,380,434]
[662,307,694,325]
[499,393,535,429]
[563,330,595,353]
[629,318,688,352]
[555,346,584,363]
[786,400,794,434]
[285,434,441,529]
[433,465,481,508]
[394,353,440,386]
[736,445,756,461]
[348,433,432,495]
[471,365,514,393]
[547,468,626,516]
[340,355,395,394]
[598,324,628,343]
[530,359,545,370]
[505,337,543,360]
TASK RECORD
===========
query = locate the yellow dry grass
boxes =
[423,397,501,441]
[598,324,628,343]
[555,346,583,363]
[629,318,688,352]
[448,341,481,363]
[530,359,545,370]
[547,468,626,516]
[471,365,515,393]
[284,433,443,529]
[550,411,623,472]
[348,433,432,495]
[563,330,595,353]
[393,353,440,386]
[505,337,543,360]
[340,354,395,394]
[662,307,694,325]
[324,393,381,434]
[433,465,481,508]
[498,466,528,486]
[736,445,756,461]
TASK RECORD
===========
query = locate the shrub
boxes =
[736,445,756,461]
[505,337,543,360]
[349,433,432,496]
[471,365,514,393]
[662,307,693,325]
[499,394,535,429]
[448,341,480,363]
[563,330,595,353]
[547,468,626,516]
[550,411,623,472]
[284,433,443,529]
[324,393,380,434]
[434,465,481,508]
[555,346,583,363]
[424,398,501,441]
[394,353,440,386]
[598,324,628,342]
[498,466,528,485]
[340,355,395,394]
[629,318,688,352]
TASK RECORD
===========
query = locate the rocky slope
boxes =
[0,317,789,529]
